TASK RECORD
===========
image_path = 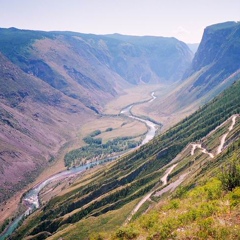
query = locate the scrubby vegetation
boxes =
[110,143,240,240]
[219,153,240,191]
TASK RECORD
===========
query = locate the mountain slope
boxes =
[49,136,240,240]
[1,22,240,239]
[105,34,193,83]
[11,79,240,239]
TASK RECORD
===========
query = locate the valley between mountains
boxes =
[0,21,240,239]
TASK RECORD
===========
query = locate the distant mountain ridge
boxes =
[187,43,199,54]
[0,28,193,110]
[105,33,193,82]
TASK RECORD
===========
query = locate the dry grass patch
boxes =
[81,116,147,143]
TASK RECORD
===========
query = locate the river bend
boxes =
[0,92,158,239]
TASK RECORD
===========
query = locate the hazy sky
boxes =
[1,0,239,43]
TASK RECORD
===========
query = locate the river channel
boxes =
[0,92,158,240]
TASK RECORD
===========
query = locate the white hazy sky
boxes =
[1,0,239,43]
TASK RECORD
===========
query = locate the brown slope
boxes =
[0,53,92,202]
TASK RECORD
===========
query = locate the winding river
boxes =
[120,92,158,145]
[0,92,158,240]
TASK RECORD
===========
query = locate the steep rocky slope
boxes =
[105,34,192,83]
[184,21,240,96]
[148,21,240,123]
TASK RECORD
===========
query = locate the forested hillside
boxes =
[12,79,240,239]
